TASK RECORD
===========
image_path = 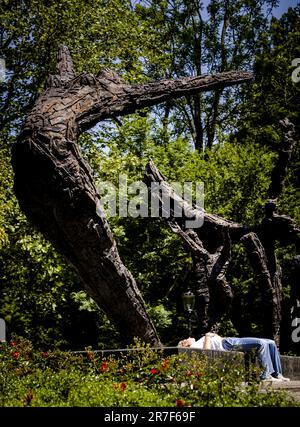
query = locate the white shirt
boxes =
[190,334,225,351]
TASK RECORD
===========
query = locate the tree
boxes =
[135,0,279,150]
[11,44,252,345]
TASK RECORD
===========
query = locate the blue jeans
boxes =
[222,337,282,380]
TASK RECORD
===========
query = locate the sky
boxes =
[273,0,299,17]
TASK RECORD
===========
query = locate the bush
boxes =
[0,337,298,407]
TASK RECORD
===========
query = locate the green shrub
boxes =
[0,337,298,407]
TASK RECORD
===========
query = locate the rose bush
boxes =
[0,337,298,407]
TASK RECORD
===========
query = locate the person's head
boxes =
[178,337,195,347]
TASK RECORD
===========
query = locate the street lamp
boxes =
[182,288,196,336]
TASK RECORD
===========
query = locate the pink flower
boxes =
[150,368,158,375]
[120,382,126,392]
[10,341,17,347]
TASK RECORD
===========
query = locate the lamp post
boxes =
[182,288,196,336]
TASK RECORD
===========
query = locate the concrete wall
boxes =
[179,347,300,380]
[281,355,300,380]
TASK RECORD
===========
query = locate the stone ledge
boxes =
[261,381,300,403]
[178,346,244,360]
[280,356,300,380]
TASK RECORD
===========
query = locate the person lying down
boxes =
[178,332,290,382]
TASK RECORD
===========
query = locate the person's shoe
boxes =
[261,375,282,382]
[274,373,290,382]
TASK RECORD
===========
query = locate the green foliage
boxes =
[236,6,300,223]
[0,144,13,248]
[134,0,280,149]
[0,337,297,407]
[147,303,173,336]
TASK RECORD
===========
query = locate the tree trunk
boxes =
[268,118,297,201]
[11,45,253,345]
[241,232,282,345]
[192,94,204,152]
